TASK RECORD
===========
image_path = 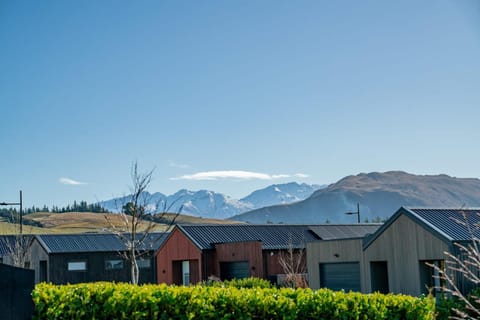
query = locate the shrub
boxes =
[202,277,273,289]
[32,282,435,320]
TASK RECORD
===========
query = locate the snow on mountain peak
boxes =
[99,182,323,220]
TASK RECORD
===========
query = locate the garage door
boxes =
[220,261,250,280]
[320,262,361,292]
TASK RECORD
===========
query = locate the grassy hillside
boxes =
[0,218,55,234]
[0,211,241,235]
[232,171,480,224]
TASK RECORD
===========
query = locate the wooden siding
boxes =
[364,213,450,296]
[214,241,263,279]
[48,252,155,284]
[29,238,156,284]
[29,239,49,283]
[156,228,202,284]
[265,250,284,276]
[307,239,365,290]
[264,249,307,279]
[307,214,451,295]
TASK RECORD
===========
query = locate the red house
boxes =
[156,224,379,285]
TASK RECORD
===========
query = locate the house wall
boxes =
[265,250,284,276]
[364,213,450,296]
[29,239,49,283]
[265,249,307,281]
[45,252,156,284]
[307,239,365,290]
[29,238,156,284]
[214,241,263,279]
[156,228,202,284]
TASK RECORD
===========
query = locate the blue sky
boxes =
[1,0,479,208]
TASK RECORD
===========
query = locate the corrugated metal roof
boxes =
[178,224,377,250]
[0,235,33,256]
[309,224,381,240]
[409,208,480,241]
[0,236,15,256]
[37,232,167,253]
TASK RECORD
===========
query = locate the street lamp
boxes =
[0,190,23,234]
[344,202,360,223]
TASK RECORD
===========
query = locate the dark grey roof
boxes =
[0,236,15,256]
[0,235,34,256]
[178,224,324,250]
[363,207,480,249]
[37,232,167,254]
[309,224,381,240]
[408,208,480,241]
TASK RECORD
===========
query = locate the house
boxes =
[0,234,34,268]
[0,235,16,265]
[307,207,479,296]
[29,232,166,284]
[156,224,380,285]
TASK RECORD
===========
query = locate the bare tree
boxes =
[278,235,308,288]
[428,211,480,320]
[104,162,181,284]
[1,222,33,268]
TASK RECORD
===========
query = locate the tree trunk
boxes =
[131,258,139,284]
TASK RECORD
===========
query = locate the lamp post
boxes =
[0,190,23,234]
[344,202,360,223]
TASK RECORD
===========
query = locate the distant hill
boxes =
[229,171,480,224]
[4,211,242,235]
[99,182,322,219]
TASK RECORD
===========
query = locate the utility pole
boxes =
[344,202,360,223]
[0,190,23,234]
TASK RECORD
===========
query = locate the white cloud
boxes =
[59,177,87,185]
[271,174,290,179]
[294,173,310,178]
[168,160,191,169]
[171,170,300,181]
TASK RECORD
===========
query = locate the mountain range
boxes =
[99,182,322,219]
[231,171,480,223]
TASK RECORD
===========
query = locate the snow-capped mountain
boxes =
[240,182,323,209]
[99,182,322,219]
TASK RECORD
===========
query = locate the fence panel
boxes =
[0,263,35,320]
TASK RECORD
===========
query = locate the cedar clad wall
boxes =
[156,228,202,284]
[265,250,284,276]
[264,250,306,277]
[214,241,263,278]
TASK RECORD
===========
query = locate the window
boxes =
[105,259,124,270]
[419,260,445,296]
[68,261,87,271]
[138,259,151,269]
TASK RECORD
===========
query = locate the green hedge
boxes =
[202,277,273,289]
[32,282,435,320]
[435,289,480,320]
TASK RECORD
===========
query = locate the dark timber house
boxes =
[156,224,380,285]
[30,233,166,284]
[307,207,480,296]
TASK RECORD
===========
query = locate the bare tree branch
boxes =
[104,161,180,284]
[428,210,480,319]
[277,234,308,288]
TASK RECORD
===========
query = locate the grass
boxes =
[0,211,243,234]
